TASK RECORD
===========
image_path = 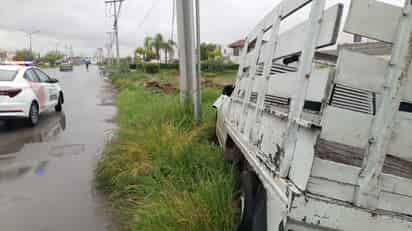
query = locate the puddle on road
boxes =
[0,112,66,156]
[49,144,86,157]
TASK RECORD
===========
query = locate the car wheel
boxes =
[55,95,63,112]
[28,102,39,126]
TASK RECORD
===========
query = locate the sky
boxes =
[0,0,404,57]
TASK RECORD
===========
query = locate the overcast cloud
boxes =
[0,0,404,57]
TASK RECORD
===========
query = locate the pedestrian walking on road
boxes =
[85,59,91,72]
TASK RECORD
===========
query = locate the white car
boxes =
[0,62,64,126]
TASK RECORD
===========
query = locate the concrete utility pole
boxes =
[105,0,124,66]
[22,30,40,54]
[106,32,114,65]
[55,41,60,54]
[176,0,202,122]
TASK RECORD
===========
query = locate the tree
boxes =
[163,39,175,64]
[152,33,164,62]
[145,50,156,62]
[14,49,35,61]
[200,43,219,61]
[41,51,64,66]
[134,47,145,63]
[208,49,223,60]
[144,36,153,51]
[143,36,155,61]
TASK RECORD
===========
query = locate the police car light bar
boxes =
[1,61,33,66]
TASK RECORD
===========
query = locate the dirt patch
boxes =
[144,80,178,94]
[144,78,229,94]
[202,79,225,89]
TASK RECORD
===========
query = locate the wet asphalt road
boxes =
[0,66,117,230]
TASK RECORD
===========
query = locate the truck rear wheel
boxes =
[252,184,267,231]
[237,171,258,231]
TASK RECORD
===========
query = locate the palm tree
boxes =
[143,36,153,61]
[152,33,164,62]
[134,47,145,62]
[163,40,175,64]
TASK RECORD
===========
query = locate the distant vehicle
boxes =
[59,62,73,72]
[0,61,64,126]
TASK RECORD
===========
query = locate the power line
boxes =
[136,0,161,32]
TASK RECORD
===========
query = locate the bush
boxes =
[119,62,130,73]
[144,63,160,74]
[160,63,179,69]
[129,63,137,69]
[202,59,224,72]
[201,59,239,73]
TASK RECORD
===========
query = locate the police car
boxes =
[0,61,64,126]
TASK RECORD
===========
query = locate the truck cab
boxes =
[214,0,412,230]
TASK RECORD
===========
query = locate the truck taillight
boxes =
[0,89,22,98]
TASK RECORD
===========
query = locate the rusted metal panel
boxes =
[260,113,287,149]
[344,0,402,43]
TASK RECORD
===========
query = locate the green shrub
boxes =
[160,63,179,69]
[144,63,160,74]
[119,62,130,73]
[201,59,239,73]
[129,63,137,69]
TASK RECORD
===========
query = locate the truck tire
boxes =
[237,171,258,231]
[252,184,267,231]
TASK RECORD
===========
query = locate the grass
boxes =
[96,69,237,231]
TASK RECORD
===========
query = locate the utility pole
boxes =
[106,31,114,65]
[21,30,40,54]
[105,0,124,66]
[195,0,201,120]
[55,41,60,54]
[176,0,201,122]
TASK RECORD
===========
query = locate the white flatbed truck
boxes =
[214,0,412,230]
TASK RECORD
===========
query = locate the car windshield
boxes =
[0,70,17,81]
